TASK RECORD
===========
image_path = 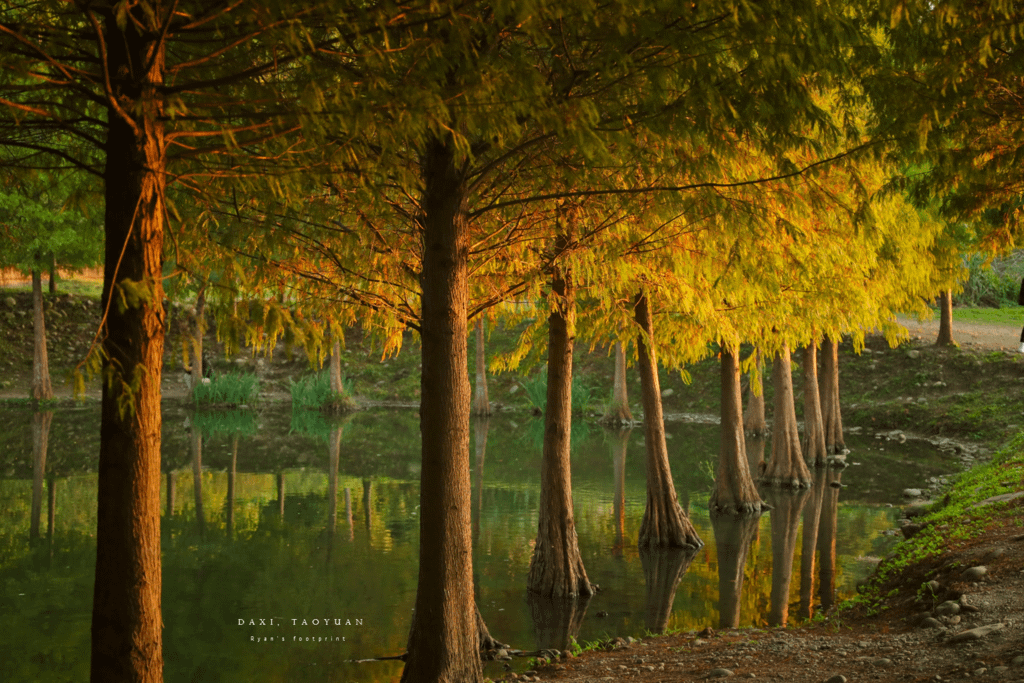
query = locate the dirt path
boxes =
[896,314,1023,352]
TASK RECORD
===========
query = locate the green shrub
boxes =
[954,251,1024,307]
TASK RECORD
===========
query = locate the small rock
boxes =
[962,566,988,581]
[1012,655,1024,667]
[926,580,942,593]
[935,601,961,616]
[661,388,674,398]
[907,349,921,359]
[824,676,847,683]
[919,617,943,629]
[948,623,1006,643]
[903,488,923,498]
[993,667,1010,675]
[972,492,1024,508]
[905,501,935,518]
[982,548,1006,562]
[706,669,735,679]
[973,668,988,676]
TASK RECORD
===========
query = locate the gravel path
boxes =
[896,314,1023,352]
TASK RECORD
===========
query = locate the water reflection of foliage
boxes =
[190,409,258,438]
[289,408,351,444]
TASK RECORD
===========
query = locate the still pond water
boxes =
[0,403,958,682]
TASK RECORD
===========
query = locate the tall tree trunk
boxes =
[31,411,53,542]
[743,350,766,436]
[640,546,696,633]
[329,332,344,391]
[801,344,828,467]
[936,289,955,346]
[48,254,57,294]
[820,335,846,455]
[401,135,481,683]
[471,318,490,416]
[91,8,166,682]
[711,511,761,629]
[634,292,703,549]
[603,341,633,423]
[528,243,593,598]
[711,345,764,514]
[763,487,810,627]
[31,269,53,400]
[761,345,812,488]
[798,467,827,621]
[190,289,206,393]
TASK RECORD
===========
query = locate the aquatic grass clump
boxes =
[289,371,355,412]
[520,373,595,415]
[192,371,260,406]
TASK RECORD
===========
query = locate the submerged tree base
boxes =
[709,500,771,516]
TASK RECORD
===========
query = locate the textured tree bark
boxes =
[763,487,810,627]
[801,344,828,467]
[761,345,812,488]
[30,410,53,542]
[48,255,57,294]
[634,292,703,549]
[603,342,633,423]
[936,289,955,346]
[711,346,764,514]
[472,318,491,416]
[820,335,846,455]
[90,8,166,682]
[31,269,53,400]
[190,289,206,393]
[743,350,766,436]
[797,467,827,621]
[746,432,767,479]
[640,546,697,633]
[527,246,594,599]
[329,332,344,393]
[400,135,481,683]
[711,511,761,629]
[818,468,841,612]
